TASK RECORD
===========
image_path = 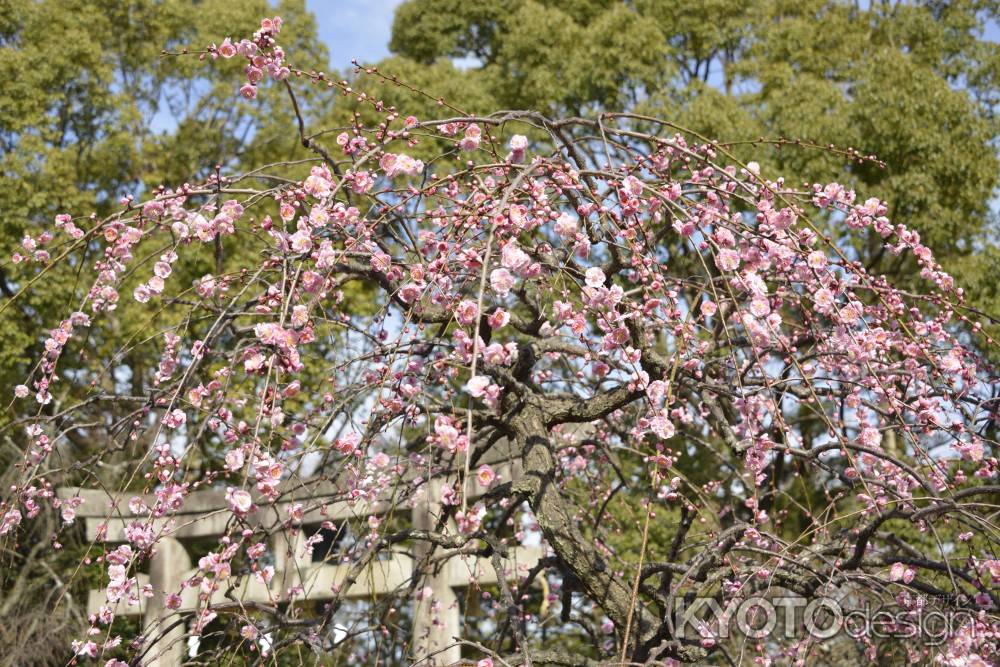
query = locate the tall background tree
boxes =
[377,0,1000,349]
[0,2,326,661]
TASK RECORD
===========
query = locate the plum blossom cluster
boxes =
[211,16,289,99]
[12,213,85,265]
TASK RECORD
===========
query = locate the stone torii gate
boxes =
[58,454,541,667]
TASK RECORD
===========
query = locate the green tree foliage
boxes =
[0,3,325,662]
[0,0,324,396]
[384,0,1000,350]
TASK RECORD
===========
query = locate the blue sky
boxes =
[304,1,999,70]
[306,0,404,68]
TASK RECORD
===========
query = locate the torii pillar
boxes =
[410,478,461,666]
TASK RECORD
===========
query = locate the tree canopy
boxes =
[0,0,325,391]
[381,0,1000,353]
[0,1,326,659]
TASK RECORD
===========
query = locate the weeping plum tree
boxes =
[3,15,999,667]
